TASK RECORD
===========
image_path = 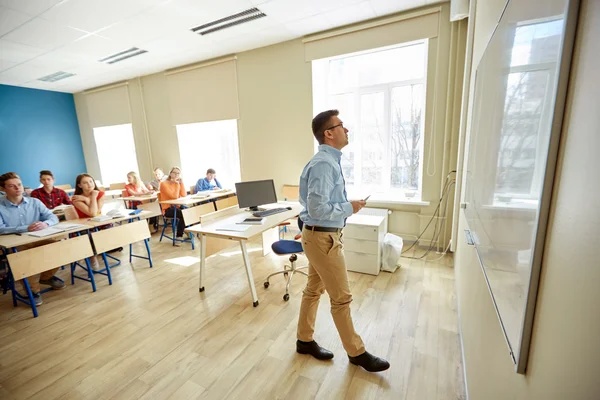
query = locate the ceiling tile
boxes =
[0,63,48,85]
[285,2,377,37]
[0,40,47,63]
[2,17,87,50]
[39,0,156,32]
[59,34,135,61]
[140,30,212,54]
[19,79,72,92]
[97,9,185,45]
[0,59,17,72]
[0,6,34,36]
[0,0,64,16]
[260,0,365,24]
[368,0,427,17]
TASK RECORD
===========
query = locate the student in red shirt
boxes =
[30,170,71,209]
[124,171,153,209]
[72,173,104,219]
[72,173,105,270]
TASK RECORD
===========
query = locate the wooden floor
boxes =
[0,230,465,400]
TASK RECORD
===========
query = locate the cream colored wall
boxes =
[73,4,465,242]
[236,39,313,188]
[455,0,600,398]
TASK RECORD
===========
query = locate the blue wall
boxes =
[0,84,86,189]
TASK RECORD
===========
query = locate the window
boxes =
[93,123,139,186]
[312,41,428,201]
[176,120,241,189]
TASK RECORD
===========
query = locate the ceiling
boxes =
[0,0,433,93]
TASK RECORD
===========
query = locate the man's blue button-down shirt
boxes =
[299,144,353,229]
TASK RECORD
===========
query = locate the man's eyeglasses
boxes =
[325,123,344,131]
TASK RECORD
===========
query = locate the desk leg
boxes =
[240,240,259,307]
[199,234,206,292]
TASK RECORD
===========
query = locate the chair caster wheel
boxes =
[283,294,289,301]
[253,301,259,307]
[199,287,205,292]
[264,281,270,288]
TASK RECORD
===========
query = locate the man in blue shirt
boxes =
[0,172,64,305]
[195,168,223,193]
[296,110,390,372]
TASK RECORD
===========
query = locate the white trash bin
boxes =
[381,233,403,273]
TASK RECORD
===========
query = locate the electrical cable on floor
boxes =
[401,175,456,260]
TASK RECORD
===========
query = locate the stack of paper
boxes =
[26,227,65,237]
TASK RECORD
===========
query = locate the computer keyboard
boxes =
[252,207,290,217]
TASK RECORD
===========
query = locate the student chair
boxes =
[279,184,300,238]
[264,219,307,301]
[157,193,194,248]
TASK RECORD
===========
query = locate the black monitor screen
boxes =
[235,179,278,211]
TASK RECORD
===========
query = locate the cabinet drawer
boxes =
[344,224,379,241]
[345,251,379,276]
[344,238,378,255]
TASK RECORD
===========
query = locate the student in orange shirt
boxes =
[159,167,187,239]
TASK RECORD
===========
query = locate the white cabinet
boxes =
[344,214,387,275]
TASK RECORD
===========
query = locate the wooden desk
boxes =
[0,222,92,249]
[67,210,154,228]
[185,202,301,307]
[64,188,122,199]
[125,194,158,202]
[159,190,235,207]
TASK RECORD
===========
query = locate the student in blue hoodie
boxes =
[195,168,222,193]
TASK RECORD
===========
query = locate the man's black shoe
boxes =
[348,351,390,372]
[296,340,334,360]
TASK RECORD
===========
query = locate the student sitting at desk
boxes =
[195,168,222,193]
[124,171,153,209]
[31,170,71,209]
[72,173,105,270]
[149,167,167,191]
[72,174,104,219]
[0,172,64,305]
[160,166,186,240]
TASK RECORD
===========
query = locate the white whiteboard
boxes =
[463,0,579,373]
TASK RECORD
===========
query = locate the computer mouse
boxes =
[286,206,292,210]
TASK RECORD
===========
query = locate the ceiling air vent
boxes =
[191,7,266,35]
[99,47,148,64]
[38,71,75,82]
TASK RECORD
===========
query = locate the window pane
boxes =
[391,84,423,191]
[359,92,385,188]
[329,93,356,187]
[93,123,139,186]
[329,43,426,92]
[176,120,241,189]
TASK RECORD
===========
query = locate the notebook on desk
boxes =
[26,227,65,237]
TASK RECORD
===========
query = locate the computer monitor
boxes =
[235,179,278,211]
